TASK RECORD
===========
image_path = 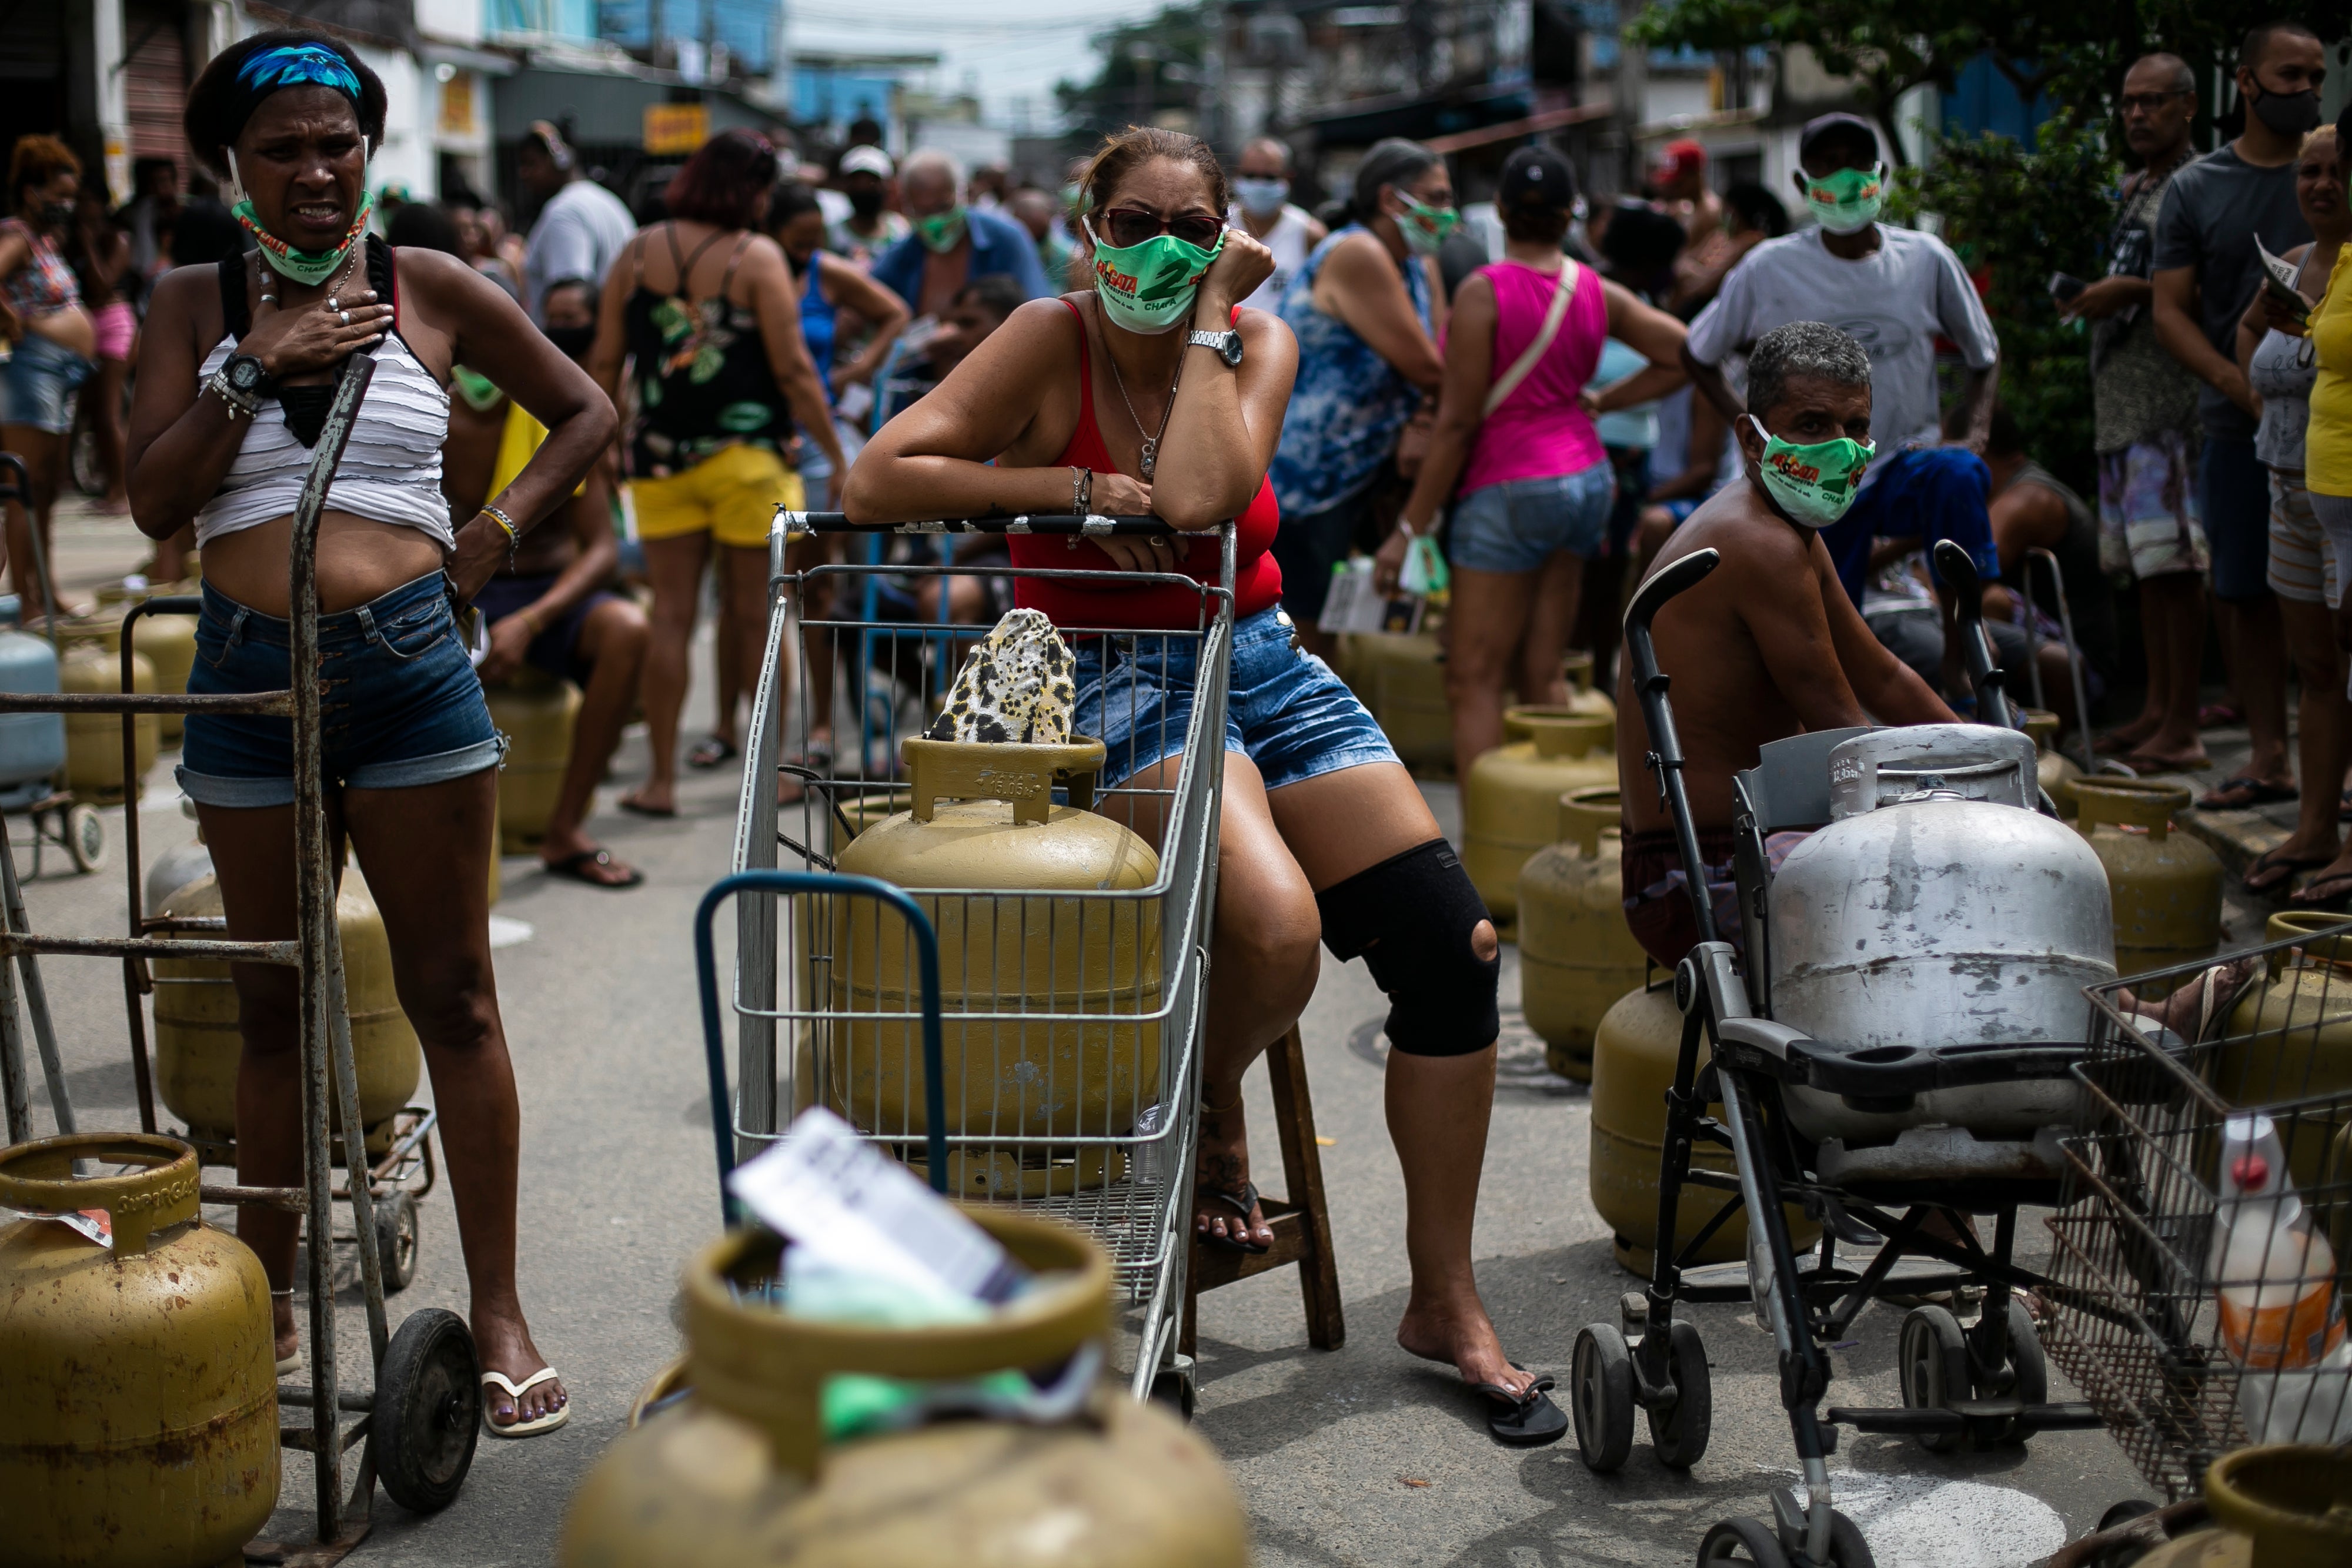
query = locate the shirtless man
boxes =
[1616,320,1956,967]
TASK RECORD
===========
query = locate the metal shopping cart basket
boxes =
[2040,918,2352,1514]
[724,509,1233,1405]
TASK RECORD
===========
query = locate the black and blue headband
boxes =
[226,42,366,142]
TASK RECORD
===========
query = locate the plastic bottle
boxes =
[2210,1114,2352,1443]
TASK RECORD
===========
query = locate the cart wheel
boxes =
[1811,1510,1876,1568]
[1647,1319,1713,1470]
[373,1191,419,1293]
[65,805,104,874]
[1897,1303,1969,1454]
[1983,1297,2047,1444]
[1698,1517,1789,1568]
[372,1308,480,1515]
[1149,1363,1197,1422]
[1571,1322,1635,1472]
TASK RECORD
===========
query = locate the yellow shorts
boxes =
[628,444,803,550]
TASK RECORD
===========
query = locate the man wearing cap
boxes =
[1228,136,1327,312]
[831,143,911,266]
[1653,139,1725,250]
[1681,111,2003,703]
[516,121,636,322]
[870,149,1053,322]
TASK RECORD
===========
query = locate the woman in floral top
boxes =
[586,129,841,815]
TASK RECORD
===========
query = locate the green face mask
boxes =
[916,205,968,254]
[1085,216,1224,336]
[1396,195,1459,257]
[1747,416,1875,527]
[1802,163,1885,236]
[233,190,374,287]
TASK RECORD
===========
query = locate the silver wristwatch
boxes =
[207,367,263,420]
[1188,328,1244,367]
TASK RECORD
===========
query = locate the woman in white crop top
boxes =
[125,31,616,1438]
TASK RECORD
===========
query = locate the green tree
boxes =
[1887,121,2113,492]
[1055,6,1212,149]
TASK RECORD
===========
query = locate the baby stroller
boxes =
[1583,543,2106,1568]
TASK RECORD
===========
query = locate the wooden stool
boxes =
[1181,1025,1345,1384]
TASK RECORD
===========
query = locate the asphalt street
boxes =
[9,501,2213,1567]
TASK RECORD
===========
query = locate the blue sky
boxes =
[787,0,1170,130]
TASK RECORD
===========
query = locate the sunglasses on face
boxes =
[1095,206,1224,248]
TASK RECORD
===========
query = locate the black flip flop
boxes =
[619,796,677,819]
[2244,847,2332,895]
[2199,774,2297,810]
[1195,1181,1271,1255]
[686,735,739,770]
[543,848,644,889]
[2289,869,2352,910]
[1470,1363,1568,1446]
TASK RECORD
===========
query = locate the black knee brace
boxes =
[1315,838,1499,1057]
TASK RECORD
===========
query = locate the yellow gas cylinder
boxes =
[131,608,198,744]
[1462,707,1616,931]
[58,621,157,804]
[1517,786,1646,1083]
[2218,911,2352,1195]
[0,1132,278,1567]
[151,868,421,1154]
[562,1211,1248,1568]
[830,738,1162,1171]
[1340,630,1454,770]
[2022,708,2083,818]
[1589,984,1816,1274]
[2074,778,2221,989]
[485,666,580,854]
[2119,1446,2352,1568]
[1561,649,1616,724]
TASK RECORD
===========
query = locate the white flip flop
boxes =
[275,1348,305,1379]
[480,1366,570,1437]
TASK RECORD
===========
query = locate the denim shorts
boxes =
[1073,604,1398,791]
[1446,462,1615,574]
[179,573,506,808]
[0,332,95,434]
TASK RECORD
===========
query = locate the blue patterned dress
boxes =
[1269,225,1433,517]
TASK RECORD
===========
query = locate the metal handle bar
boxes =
[2025,546,2097,773]
[1932,539,2016,731]
[693,870,951,1224]
[1622,548,1722,947]
[780,509,1184,536]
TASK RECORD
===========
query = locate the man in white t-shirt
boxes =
[1682,113,2004,699]
[516,121,637,323]
[1227,136,1326,313]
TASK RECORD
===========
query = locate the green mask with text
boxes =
[1085,216,1224,336]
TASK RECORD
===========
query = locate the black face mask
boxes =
[848,188,885,219]
[544,324,595,362]
[41,200,74,230]
[2251,84,2323,137]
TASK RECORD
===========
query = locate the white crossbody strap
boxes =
[1483,262,1579,417]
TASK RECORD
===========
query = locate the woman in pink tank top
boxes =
[1379,147,1690,779]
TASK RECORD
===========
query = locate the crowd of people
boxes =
[8,9,2344,1454]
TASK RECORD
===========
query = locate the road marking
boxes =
[488,914,533,948]
[1827,1472,2067,1568]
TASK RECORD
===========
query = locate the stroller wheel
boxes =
[1983,1297,2048,1444]
[1646,1319,1712,1469]
[1571,1322,1635,1472]
[1899,1303,1969,1454]
[1814,1509,1876,1568]
[1698,1517,1788,1568]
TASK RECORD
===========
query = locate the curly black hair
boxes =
[183,30,388,179]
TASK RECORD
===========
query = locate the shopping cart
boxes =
[2040,920,2352,1523]
[724,509,1232,1406]
[0,355,477,1557]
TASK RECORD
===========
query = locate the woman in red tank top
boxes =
[848,128,1562,1443]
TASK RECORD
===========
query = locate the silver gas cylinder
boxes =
[1767,724,2114,1151]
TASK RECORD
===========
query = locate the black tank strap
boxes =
[365,233,395,309]
[217,253,249,341]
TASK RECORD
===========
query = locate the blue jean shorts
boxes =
[1073,604,1399,791]
[1445,462,1615,574]
[0,332,95,434]
[180,573,506,808]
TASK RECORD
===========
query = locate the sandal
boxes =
[2244,847,2331,895]
[1195,1180,1271,1255]
[686,735,738,770]
[2198,775,2297,811]
[481,1366,570,1438]
[542,848,644,888]
[1469,1363,1569,1446]
[2288,869,2352,910]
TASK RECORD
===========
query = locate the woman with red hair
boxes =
[584,129,842,814]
